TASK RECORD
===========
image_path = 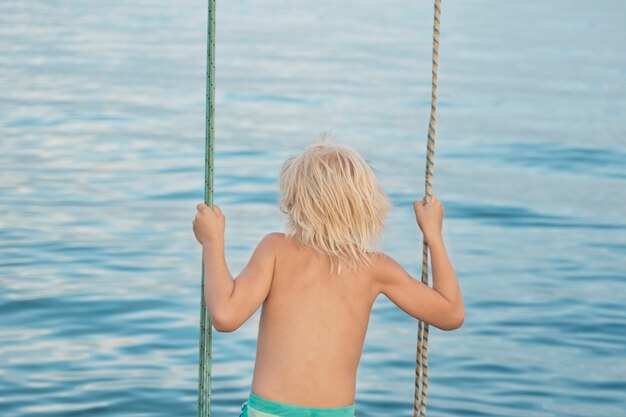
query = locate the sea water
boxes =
[1,1,625,416]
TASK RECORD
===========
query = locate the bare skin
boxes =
[192,194,464,408]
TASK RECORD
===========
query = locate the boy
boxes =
[192,139,464,417]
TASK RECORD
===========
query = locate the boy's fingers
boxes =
[197,203,217,217]
[424,195,437,205]
[213,205,222,217]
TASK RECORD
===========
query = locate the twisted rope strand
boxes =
[414,0,441,416]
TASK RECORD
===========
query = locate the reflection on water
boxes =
[1,0,625,416]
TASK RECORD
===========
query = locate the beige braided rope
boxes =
[414,0,441,416]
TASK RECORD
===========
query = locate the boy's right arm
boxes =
[373,195,464,330]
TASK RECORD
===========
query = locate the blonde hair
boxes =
[279,134,392,275]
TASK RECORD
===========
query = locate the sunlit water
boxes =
[1,1,625,416]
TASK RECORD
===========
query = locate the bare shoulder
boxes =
[259,232,287,249]
[368,250,409,293]
[369,250,404,275]
[266,232,306,251]
[256,233,298,274]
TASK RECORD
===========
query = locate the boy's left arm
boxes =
[193,203,277,332]
[203,232,278,332]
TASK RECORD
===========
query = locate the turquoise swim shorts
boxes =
[238,391,356,417]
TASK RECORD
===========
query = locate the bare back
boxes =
[251,233,379,408]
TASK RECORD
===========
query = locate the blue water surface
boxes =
[1,1,625,416]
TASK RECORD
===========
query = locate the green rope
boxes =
[198,0,216,416]
[414,0,441,416]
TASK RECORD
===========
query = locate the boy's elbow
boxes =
[450,310,465,330]
[450,305,465,330]
[210,310,240,333]
[439,305,465,331]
